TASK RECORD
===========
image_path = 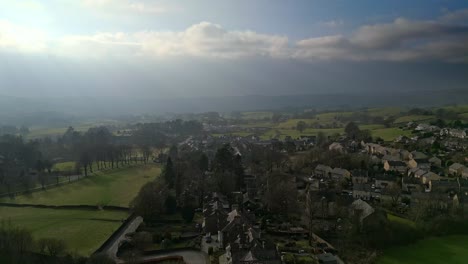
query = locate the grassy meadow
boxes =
[378,235,468,264]
[0,206,127,256]
[2,164,160,207]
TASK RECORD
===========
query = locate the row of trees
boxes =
[0,135,44,194]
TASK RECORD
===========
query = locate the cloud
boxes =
[439,8,468,24]
[1,9,468,63]
[294,16,468,62]
[0,20,48,53]
[81,0,170,14]
[55,22,289,59]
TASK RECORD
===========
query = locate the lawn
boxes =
[2,164,160,207]
[378,235,468,264]
[0,206,128,256]
[387,214,416,228]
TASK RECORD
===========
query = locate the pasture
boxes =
[378,235,468,264]
[393,115,435,124]
[0,206,127,256]
[371,128,412,141]
[2,164,160,207]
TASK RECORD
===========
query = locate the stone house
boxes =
[315,164,332,178]
[408,158,431,170]
[384,160,407,174]
[449,163,466,176]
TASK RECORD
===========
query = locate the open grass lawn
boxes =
[378,235,468,264]
[2,164,160,207]
[0,206,127,256]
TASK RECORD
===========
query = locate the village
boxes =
[112,118,467,264]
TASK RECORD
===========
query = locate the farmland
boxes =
[2,164,160,207]
[0,206,127,256]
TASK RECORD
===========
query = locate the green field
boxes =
[378,235,468,264]
[367,107,403,117]
[437,104,468,114]
[26,119,122,139]
[241,111,273,120]
[459,113,468,120]
[0,206,127,256]
[371,128,412,141]
[394,115,435,124]
[2,164,160,207]
[53,161,77,172]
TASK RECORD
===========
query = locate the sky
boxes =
[0,0,467,99]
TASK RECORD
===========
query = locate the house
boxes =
[225,243,281,264]
[330,168,351,181]
[449,129,466,139]
[349,199,387,229]
[463,167,468,179]
[449,163,466,176]
[307,190,341,218]
[315,164,332,178]
[429,156,442,167]
[408,158,431,170]
[364,143,386,155]
[375,174,396,189]
[395,135,410,144]
[382,154,401,163]
[415,123,431,132]
[410,151,428,159]
[349,199,374,223]
[353,184,372,200]
[384,160,407,174]
[431,179,459,193]
[329,142,345,153]
[415,124,440,132]
[422,171,442,186]
[352,170,369,184]
[408,167,427,178]
[399,149,412,161]
[402,177,422,193]
[217,209,280,264]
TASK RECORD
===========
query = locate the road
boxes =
[102,216,144,261]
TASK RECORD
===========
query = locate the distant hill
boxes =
[1,89,467,126]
